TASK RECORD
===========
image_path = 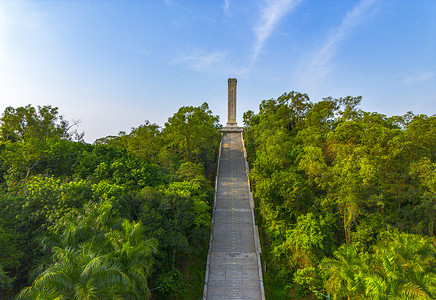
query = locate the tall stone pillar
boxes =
[227,78,237,126]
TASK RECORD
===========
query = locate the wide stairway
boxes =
[203,131,264,300]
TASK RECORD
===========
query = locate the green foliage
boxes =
[321,231,436,299]
[0,221,22,296]
[244,91,436,298]
[18,247,137,300]
[0,262,13,293]
[162,102,221,172]
[0,103,219,299]
[156,268,184,296]
[321,243,366,299]
[0,105,71,142]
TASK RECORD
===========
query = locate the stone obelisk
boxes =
[227,78,237,126]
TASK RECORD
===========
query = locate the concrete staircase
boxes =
[203,131,265,300]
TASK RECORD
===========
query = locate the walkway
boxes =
[203,131,264,300]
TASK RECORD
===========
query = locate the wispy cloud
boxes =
[402,71,434,84]
[223,0,231,16]
[172,50,229,71]
[299,0,377,87]
[252,0,302,62]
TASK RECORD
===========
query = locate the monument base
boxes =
[221,125,243,132]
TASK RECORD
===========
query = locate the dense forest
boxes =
[1,93,435,300]
[0,103,221,299]
[243,92,436,299]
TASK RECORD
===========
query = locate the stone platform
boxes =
[220,126,243,132]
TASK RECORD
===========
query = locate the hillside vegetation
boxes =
[0,103,221,299]
[243,92,436,299]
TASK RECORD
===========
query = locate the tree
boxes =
[18,246,137,300]
[124,122,162,164]
[24,199,157,299]
[0,105,84,183]
[2,138,51,182]
[322,231,436,299]
[0,221,23,296]
[0,102,218,299]
[0,104,77,142]
[363,231,436,299]
[321,244,366,299]
[274,213,335,296]
[106,220,158,299]
[410,158,436,236]
[162,103,221,168]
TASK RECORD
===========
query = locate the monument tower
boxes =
[222,78,242,132]
[227,78,237,126]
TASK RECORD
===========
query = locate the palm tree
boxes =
[321,243,366,299]
[322,233,436,299]
[106,220,157,299]
[20,202,157,299]
[18,246,137,299]
[364,231,436,299]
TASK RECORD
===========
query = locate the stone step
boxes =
[203,132,265,300]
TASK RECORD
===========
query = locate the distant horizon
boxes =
[1,0,435,143]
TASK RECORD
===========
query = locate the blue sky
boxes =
[1,0,435,142]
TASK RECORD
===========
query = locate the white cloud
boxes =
[172,50,229,71]
[252,0,302,62]
[402,71,435,84]
[299,0,377,88]
[223,0,231,16]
